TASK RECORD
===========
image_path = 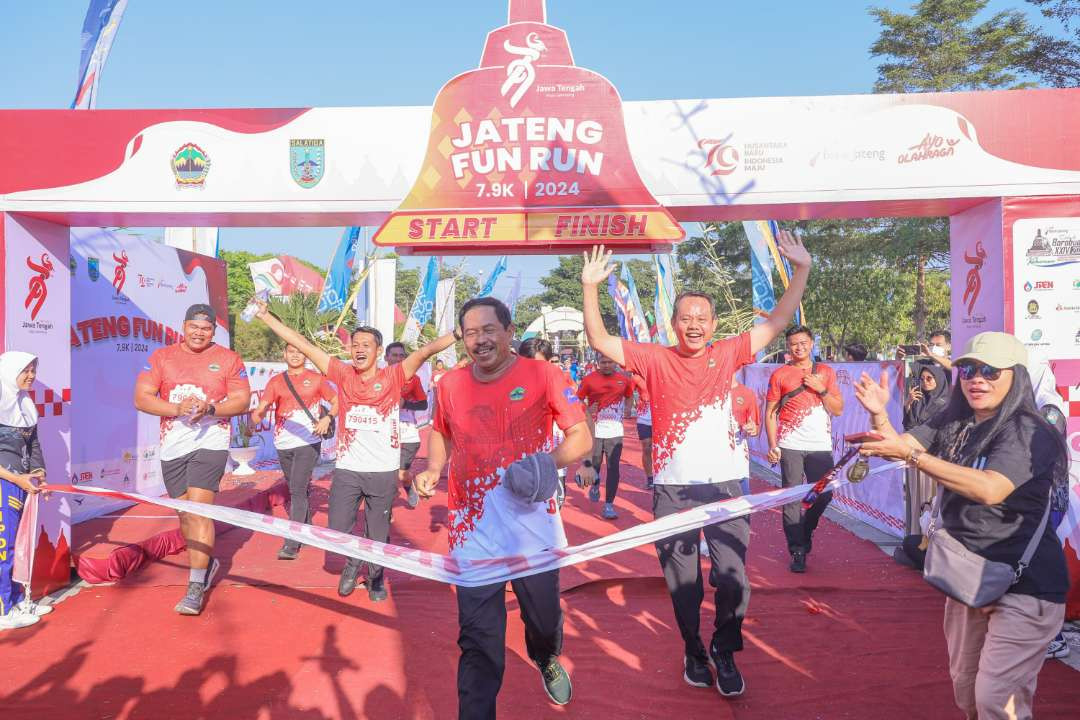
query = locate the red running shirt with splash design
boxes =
[766,364,838,452]
[433,357,584,558]
[138,343,250,461]
[621,334,752,485]
[731,382,761,476]
[327,358,406,473]
[576,371,632,439]
[261,370,336,450]
[398,375,428,444]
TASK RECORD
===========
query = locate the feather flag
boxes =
[402,257,439,346]
[503,272,522,319]
[71,0,129,109]
[608,268,651,343]
[477,256,508,298]
[652,254,677,345]
[743,220,803,326]
[317,227,360,314]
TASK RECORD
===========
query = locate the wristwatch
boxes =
[907,448,925,467]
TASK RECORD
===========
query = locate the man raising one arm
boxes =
[253,298,454,602]
[579,233,810,700]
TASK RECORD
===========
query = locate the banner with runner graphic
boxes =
[740,361,907,537]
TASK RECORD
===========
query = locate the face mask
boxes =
[930,345,946,358]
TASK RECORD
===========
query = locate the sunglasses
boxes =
[956,362,1003,381]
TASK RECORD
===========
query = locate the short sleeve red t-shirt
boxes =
[731,383,760,428]
[262,369,335,450]
[576,371,632,438]
[621,334,753,484]
[327,358,406,472]
[766,363,839,451]
[399,374,428,443]
[433,356,585,558]
[139,343,250,461]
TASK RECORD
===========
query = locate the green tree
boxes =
[1023,0,1080,86]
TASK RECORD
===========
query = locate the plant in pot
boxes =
[229,413,263,476]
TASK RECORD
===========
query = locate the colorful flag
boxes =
[72,0,129,109]
[435,277,458,368]
[502,272,522,319]
[249,256,324,298]
[607,269,651,343]
[317,227,360,314]
[402,257,439,346]
[652,254,677,345]
[743,220,803,326]
[477,256,508,297]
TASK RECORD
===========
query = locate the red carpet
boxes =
[4,428,1078,719]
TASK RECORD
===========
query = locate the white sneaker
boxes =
[0,611,40,630]
[18,601,54,617]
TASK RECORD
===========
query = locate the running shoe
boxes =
[710,649,745,697]
[683,654,713,688]
[789,551,807,574]
[277,541,300,560]
[174,582,207,615]
[338,562,361,597]
[0,611,40,630]
[602,502,618,520]
[538,658,573,705]
[17,601,53,617]
[1047,632,1070,659]
[367,578,389,603]
[406,484,420,509]
[589,482,600,503]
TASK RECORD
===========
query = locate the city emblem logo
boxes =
[1027,300,1039,316]
[87,256,100,282]
[1031,329,1043,341]
[171,142,211,188]
[69,254,77,276]
[510,386,526,401]
[290,139,325,189]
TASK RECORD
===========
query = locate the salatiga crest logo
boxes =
[501,32,546,108]
[290,139,325,189]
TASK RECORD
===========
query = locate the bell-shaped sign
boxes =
[374,0,684,254]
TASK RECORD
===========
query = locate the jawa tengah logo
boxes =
[962,241,987,318]
[24,253,54,320]
[112,250,129,295]
[501,32,547,107]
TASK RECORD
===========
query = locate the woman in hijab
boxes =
[898,363,951,561]
[903,363,950,429]
[0,351,52,630]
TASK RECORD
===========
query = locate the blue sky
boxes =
[0,0,1050,293]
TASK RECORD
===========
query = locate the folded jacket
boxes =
[501,452,559,504]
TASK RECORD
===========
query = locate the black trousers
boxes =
[327,468,397,584]
[653,482,750,656]
[456,569,563,720]
[277,442,321,527]
[591,436,623,503]
[779,448,835,554]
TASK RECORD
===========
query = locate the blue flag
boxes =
[403,257,439,345]
[317,227,360,314]
[477,256,508,298]
[72,0,129,109]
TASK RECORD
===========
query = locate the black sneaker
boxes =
[406,484,420,509]
[338,563,360,597]
[538,658,572,705]
[789,551,807,574]
[277,541,300,560]
[711,649,745,697]
[683,654,713,688]
[367,578,388,603]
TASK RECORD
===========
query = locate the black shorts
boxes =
[636,423,653,440]
[160,449,229,498]
[400,442,421,470]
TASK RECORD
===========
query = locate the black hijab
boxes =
[905,363,950,428]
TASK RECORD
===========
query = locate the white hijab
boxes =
[1027,350,1067,415]
[0,351,39,428]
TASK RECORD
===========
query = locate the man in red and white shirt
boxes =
[765,325,843,573]
[385,342,428,509]
[730,378,761,495]
[254,299,454,603]
[250,343,338,560]
[414,297,591,716]
[134,303,251,616]
[580,237,811,699]
[576,355,633,519]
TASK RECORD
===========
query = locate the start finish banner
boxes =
[372,1,683,253]
[741,361,907,538]
[69,228,229,523]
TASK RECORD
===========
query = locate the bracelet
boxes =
[907,448,925,467]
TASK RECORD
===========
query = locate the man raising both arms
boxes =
[384,342,428,509]
[250,343,338,560]
[576,354,633,519]
[580,235,810,698]
[253,299,454,602]
[764,325,843,574]
[414,297,592,719]
[134,304,251,615]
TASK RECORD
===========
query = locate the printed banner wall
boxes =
[741,361,907,537]
[69,228,229,523]
[2,214,73,595]
[950,199,1005,353]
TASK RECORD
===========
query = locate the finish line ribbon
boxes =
[46,461,903,588]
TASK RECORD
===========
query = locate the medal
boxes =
[847,457,870,483]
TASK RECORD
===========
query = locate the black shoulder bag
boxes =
[282,373,334,439]
[772,362,818,415]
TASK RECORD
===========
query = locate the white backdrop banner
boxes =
[69,228,230,523]
[741,361,907,537]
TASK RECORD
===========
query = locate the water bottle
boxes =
[241,290,269,323]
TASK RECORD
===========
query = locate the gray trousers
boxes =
[277,442,321,527]
[653,481,750,656]
[327,468,397,584]
[779,448,834,554]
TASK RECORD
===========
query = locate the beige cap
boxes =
[955,331,1028,369]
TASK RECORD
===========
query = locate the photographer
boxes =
[854,332,1067,719]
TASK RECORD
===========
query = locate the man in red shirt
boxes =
[730,379,761,495]
[414,297,592,718]
[576,355,633,519]
[765,325,843,573]
[134,303,252,615]
[254,299,454,602]
[385,342,428,509]
[580,234,810,699]
[250,343,338,559]
[631,373,654,489]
